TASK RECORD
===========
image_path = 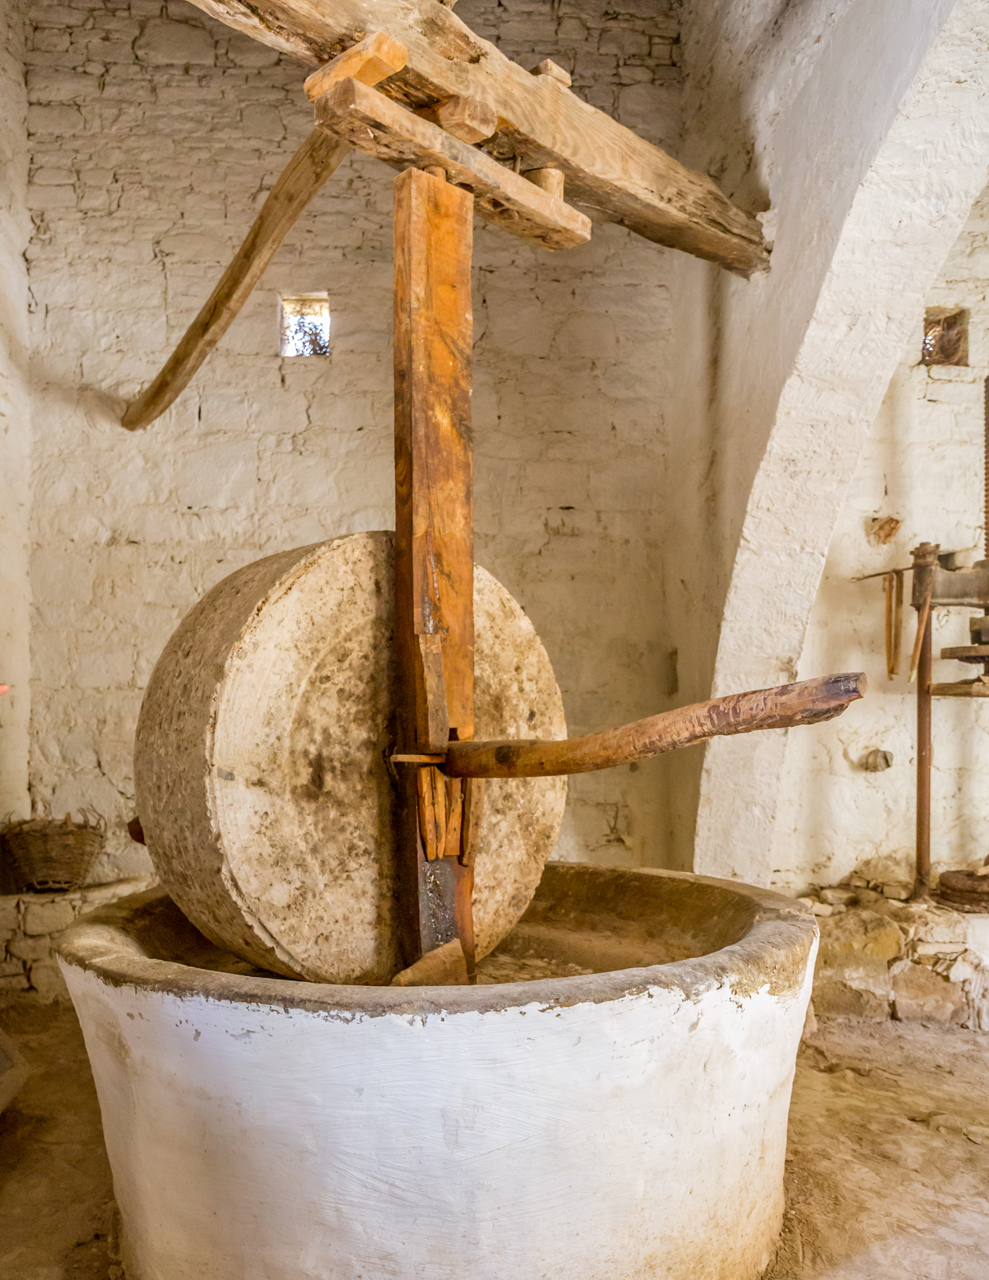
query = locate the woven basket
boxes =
[1,812,105,894]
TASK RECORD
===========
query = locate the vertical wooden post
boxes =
[393,167,476,974]
[915,612,933,900]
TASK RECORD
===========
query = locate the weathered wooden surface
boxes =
[133,532,567,985]
[121,130,349,431]
[302,30,407,101]
[390,938,468,986]
[315,78,591,251]
[417,94,498,145]
[180,0,769,273]
[393,168,476,971]
[524,167,566,200]
[441,672,867,778]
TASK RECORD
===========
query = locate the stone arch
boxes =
[694,0,989,882]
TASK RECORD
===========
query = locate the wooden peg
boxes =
[418,95,498,144]
[531,58,571,87]
[444,777,463,859]
[390,938,468,986]
[304,31,408,101]
[523,167,565,200]
[423,165,447,181]
[416,766,448,861]
[459,777,484,868]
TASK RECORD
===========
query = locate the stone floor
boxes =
[1,1001,988,1279]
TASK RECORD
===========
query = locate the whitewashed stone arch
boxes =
[695,0,989,883]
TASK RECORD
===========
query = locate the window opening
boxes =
[280,293,331,357]
[922,307,968,367]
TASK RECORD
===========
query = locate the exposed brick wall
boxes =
[23,0,682,875]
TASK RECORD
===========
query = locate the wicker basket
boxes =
[1,811,105,894]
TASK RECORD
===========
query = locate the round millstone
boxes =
[134,531,567,984]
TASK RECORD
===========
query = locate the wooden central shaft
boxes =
[393,167,476,975]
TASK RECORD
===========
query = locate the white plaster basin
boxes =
[58,864,817,1280]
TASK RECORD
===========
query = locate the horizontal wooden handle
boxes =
[438,672,866,778]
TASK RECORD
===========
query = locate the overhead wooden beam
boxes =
[121,130,349,431]
[180,0,770,275]
[314,78,591,251]
[414,672,866,778]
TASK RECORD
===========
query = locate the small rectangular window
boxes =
[279,293,330,357]
[922,307,968,366]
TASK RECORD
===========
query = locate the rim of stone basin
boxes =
[57,863,817,1017]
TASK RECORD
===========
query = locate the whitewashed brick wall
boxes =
[0,0,32,824]
[23,0,682,877]
[773,186,989,893]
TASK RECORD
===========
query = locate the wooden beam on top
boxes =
[179,0,770,276]
[314,78,591,251]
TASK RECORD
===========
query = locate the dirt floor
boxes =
[0,1002,119,1280]
[1,1003,988,1279]
[769,1016,989,1279]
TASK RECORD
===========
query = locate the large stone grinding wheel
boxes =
[134,532,567,984]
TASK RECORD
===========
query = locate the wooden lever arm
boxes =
[434,672,866,778]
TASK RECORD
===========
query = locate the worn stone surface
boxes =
[22,899,76,936]
[805,887,989,1030]
[813,910,903,1019]
[818,910,903,964]
[136,532,568,983]
[0,877,155,1001]
[891,960,967,1024]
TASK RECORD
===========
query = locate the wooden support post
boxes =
[393,166,476,978]
[915,611,933,900]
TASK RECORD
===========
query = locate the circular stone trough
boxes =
[58,863,817,1280]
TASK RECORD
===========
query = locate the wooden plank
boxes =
[441,672,867,778]
[179,0,769,274]
[393,167,475,969]
[121,130,349,431]
[314,78,591,251]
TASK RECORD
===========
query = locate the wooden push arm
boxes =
[392,672,866,778]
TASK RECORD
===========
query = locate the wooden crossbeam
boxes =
[314,78,591,251]
[180,0,770,274]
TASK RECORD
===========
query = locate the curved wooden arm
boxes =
[121,130,350,430]
[440,672,866,778]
